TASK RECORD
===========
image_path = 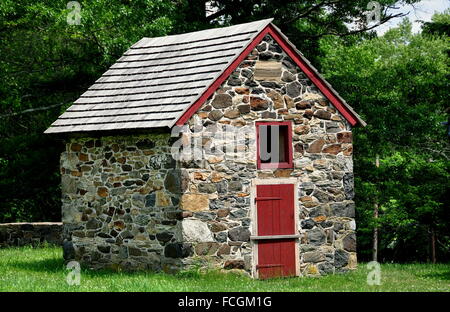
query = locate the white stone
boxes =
[178,219,214,243]
[348,220,356,230]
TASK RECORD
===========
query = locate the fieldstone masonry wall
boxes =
[0,222,62,247]
[61,134,187,272]
[60,34,357,276]
[178,35,357,276]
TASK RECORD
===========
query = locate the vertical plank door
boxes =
[255,184,297,279]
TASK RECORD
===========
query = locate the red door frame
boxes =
[251,178,300,279]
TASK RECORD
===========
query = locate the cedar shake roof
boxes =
[45,18,365,134]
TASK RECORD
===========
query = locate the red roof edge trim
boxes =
[175,23,362,127]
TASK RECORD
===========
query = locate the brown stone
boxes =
[342,144,353,156]
[70,143,82,152]
[224,259,245,270]
[343,233,357,252]
[300,196,314,202]
[193,172,208,181]
[210,172,224,182]
[181,211,193,218]
[217,244,231,256]
[314,109,332,120]
[257,172,273,178]
[322,144,342,155]
[294,143,304,154]
[294,125,310,135]
[224,109,240,119]
[303,109,314,119]
[180,194,209,212]
[235,87,250,95]
[313,216,327,222]
[284,95,294,109]
[250,97,269,111]
[284,114,302,120]
[71,171,82,177]
[97,187,108,197]
[112,144,120,152]
[194,242,220,256]
[217,208,230,218]
[274,169,293,178]
[211,93,232,109]
[267,90,284,109]
[337,132,352,143]
[113,220,125,231]
[198,112,209,119]
[303,201,319,208]
[209,222,227,232]
[296,100,312,109]
[79,153,89,162]
[207,156,223,164]
[307,138,325,153]
[231,120,246,127]
[156,190,171,207]
[237,104,250,114]
[261,111,276,119]
[208,110,223,121]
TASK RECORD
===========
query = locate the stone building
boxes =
[46,19,365,278]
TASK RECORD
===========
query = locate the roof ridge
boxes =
[137,18,273,41]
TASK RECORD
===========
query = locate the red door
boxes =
[256,184,297,279]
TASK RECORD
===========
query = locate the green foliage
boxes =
[320,18,450,262]
[0,0,176,222]
[422,9,450,37]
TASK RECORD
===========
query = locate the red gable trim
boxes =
[175,24,359,127]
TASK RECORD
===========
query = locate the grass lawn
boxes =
[0,246,448,292]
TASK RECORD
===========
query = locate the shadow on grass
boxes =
[9,257,65,273]
[418,270,450,281]
[7,255,207,281]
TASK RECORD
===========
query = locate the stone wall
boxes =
[60,34,357,276]
[60,134,187,272]
[177,35,357,276]
[0,222,62,247]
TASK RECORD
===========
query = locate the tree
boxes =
[0,0,176,222]
[173,0,420,60]
[320,18,450,262]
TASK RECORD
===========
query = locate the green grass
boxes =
[0,246,449,292]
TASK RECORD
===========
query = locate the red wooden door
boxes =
[256,184,297,279]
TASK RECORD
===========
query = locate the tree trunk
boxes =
[431,227,436,264]
[373,154,379,262]
[373,203,378,262]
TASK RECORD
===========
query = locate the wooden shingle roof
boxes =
[45,18,365,134]
[45,19,273,134]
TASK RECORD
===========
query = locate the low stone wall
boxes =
[0,222,63,247]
